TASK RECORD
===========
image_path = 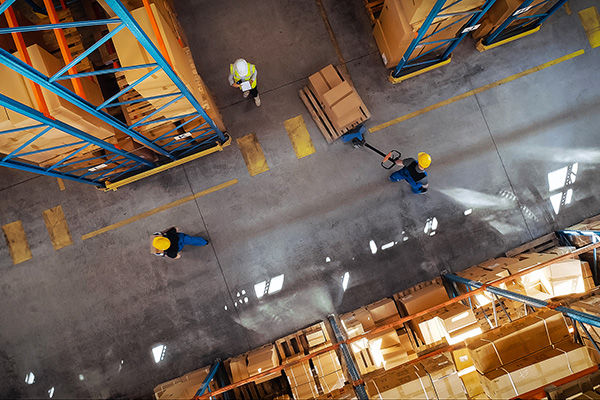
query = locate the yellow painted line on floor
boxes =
[57,178,65,191]
[370,49,585,133]
[284,115,316,159]
[579,7,600,49]
[43,205,73,250]
[237,133,269,176]
[2,220,32,265]
[82,179,238,241]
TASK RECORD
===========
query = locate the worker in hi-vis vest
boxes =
[228,58,260,106]
[389,152,431,194]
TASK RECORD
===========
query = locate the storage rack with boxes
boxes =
[0,0,228,189]
[153,217,600,400]
[366,0,572,82]
[369,0,497,83]
[475,0,570,51]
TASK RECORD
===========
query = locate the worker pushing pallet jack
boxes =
[342,125,431,194]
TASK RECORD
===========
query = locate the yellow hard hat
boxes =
[153,236,170,251]
[418,152,431,168]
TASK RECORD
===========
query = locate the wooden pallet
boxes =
[364,0,385,25]
[38,9,93,73]
[505,232,561,258]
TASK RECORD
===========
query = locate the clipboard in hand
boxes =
[240,81,252,91]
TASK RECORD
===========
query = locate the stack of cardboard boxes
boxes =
[570,295,600,354]
[284,350,345,399]
[466,309,595,398]
[451,348,485,398]
[228,344,281,385]
[341,298,417,374]
[285,360,319,399]
[305,65,370,142]
[412,302,482,345]
[372,0,485,68]
[312,350,346,394]
[365,353,467,399]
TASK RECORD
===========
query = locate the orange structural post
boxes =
[41,0,87,100]
[142,0,173,68]
[59,0,66,10]
[3,5,50,117]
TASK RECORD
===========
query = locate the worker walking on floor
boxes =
[228,58,261,106]
[151,227,208,259]
[389,152,431,194]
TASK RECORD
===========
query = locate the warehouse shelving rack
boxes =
[190,238,600,400]
[390,0,497,83]
[477,0,570,51]
[0,0,228,189]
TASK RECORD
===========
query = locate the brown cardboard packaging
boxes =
[460,370,484,398]
[154,365,219,399]
[319,370,346,393]
[480,340,595,399]
[285,361,313,387]
[486,0,522,25]
[228,355,249,383]
[308,65,343,104]
[313,350,341,377]
[291,383,318,399]
[373,0,415,67]
[247,345,280,382]
[341,308,375,338]
[452,348,474,371]
[401,0,485,29]
[366,298,400,324]
[465,308,570,373]
[397,282,449,315]
[366,364,437,398]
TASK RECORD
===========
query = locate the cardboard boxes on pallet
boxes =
[304,65,370,142]
[227,344,281,385]
[412,302,482,345]
[313,350,345,394]
[365,363,437,399]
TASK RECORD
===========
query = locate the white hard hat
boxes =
[234,59,248,76]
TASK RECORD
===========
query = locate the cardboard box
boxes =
[430,372,467,399]
[452,348,474,371]
[308,64,343,103]
[481,340,594,399]
[466,309,570,373]
[285,361,313,387]
[313,350,341,377]
[319,370,346,393]
[315,384,357,399]
[322,81,363,121]
[396,282,449,315]
[401,0,485,29]
[413,303,481,345]
[291,383,318,399]
[365,364,437,399]
[228,355,249,383]
[373,0,415,67]
[247,345,279,378]
[366,298,400,324]
[306,330,327,348]
[341,308,375,338]
[486,0,522,25]
[154,365,218,399]
[460,370,484,398]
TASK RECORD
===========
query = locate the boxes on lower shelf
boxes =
[365,363,437,399]
[413,302,482,345]
[153,365,218,399]
[227,344,281,385]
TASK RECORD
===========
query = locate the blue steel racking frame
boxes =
[390,0,498,82]
[0,0,227,188]
[480,0,570,48]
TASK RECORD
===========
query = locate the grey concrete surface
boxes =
[1,0,599,398]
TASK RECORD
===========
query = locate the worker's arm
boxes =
[249,64,257,86]
[228,73,240,88]
[395,159,404,167]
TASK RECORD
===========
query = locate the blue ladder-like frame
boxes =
[391,0,498,79]
[482,0,570,46]
[0,0,226,187]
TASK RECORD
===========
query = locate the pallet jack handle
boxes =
[342,125,401,169]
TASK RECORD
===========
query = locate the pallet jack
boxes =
[341,124,401,169]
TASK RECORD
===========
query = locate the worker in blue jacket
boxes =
[389,152,431,194]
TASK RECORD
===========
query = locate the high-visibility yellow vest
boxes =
[230,63,257,89]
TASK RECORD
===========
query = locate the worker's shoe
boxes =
[254,95,261,106]
[243,90,250,98]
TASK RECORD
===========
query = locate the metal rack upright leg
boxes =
[327,315,369,400]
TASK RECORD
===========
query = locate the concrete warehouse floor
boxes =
[1,0,599,398]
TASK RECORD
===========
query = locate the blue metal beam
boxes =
[444,273,600,329]
[194,361,221,397]
[0,48,173,158]
[54,63,159,80]
[0,93,154,167]
[0,19,120,34]
[105,0,226,143]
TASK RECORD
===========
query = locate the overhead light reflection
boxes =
[152,345,166,363]
[25,372,35,385]
[369,240,377,254]
[268,275,284,294]
[547,166,568,191]
[48,387,55,398]
[381,241,394,250]
[342,272,350,291]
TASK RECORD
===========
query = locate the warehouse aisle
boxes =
[0,0,599,398]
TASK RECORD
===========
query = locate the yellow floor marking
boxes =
[476,26,541,52]
[370,49,585,133]
[82,179,238,241]
[57,178,65,191]
[315,0,352,84]
[284,115,316,159]
[2,220,32,265]
[43,205,73,250]
[579,7,600,49]
[237,133,269,176]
